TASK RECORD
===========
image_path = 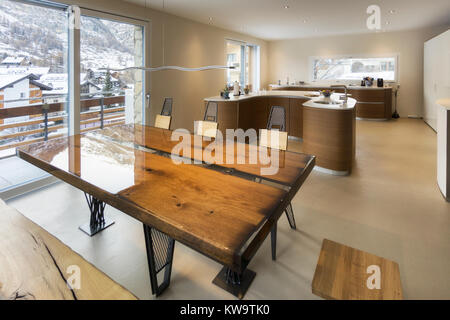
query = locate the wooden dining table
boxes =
[17,124,315,299]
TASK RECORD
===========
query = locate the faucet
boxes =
[330,85,348,103]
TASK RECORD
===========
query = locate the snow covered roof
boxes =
[0,73,52,91]
[1,57,25,65]
[40,73,101,95]
[0,66,50,77]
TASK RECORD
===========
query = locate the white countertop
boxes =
[304,94,356,110]
[205,91,355,110]
[205,90,318,102]
[269,84,392,90]
[437,98,450,110]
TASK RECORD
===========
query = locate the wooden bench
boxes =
[0,199,137,300]
[312,239,403,300]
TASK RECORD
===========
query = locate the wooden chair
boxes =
[261,106,295,261]
[155,97,173,130]
[194,101,218,138]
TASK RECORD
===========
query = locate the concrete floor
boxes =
[5,119,450,300]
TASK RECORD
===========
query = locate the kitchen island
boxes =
[204,91,356,175]
[269,84,393,121]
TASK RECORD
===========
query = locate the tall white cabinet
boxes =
[424,30,450,131]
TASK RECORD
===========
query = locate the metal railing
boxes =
[0,94,126,152]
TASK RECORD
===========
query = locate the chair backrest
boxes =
[155,115,171,130]
[267,106,286,131]
[204,101,218,122]
[161,97,173,116]
[194,121,218,139]
[259,129,288,151]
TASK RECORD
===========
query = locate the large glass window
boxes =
[226,40,260,92]
[0,0,69,158]
[311,56,397,82]
[0,0,147,198]
[79,13,145,132]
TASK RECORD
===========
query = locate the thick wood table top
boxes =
[0,199,137,300]
[312,239,403,300]
[17,125,315,272]
[88,124,314,186]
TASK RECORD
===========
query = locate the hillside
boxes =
[0,0,135,73]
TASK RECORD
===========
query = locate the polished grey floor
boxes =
[5,119,450,299]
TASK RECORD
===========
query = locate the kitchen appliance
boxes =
[377,78,384,88]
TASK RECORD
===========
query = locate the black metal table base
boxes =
[212,267,256,299]
[285,203,297,229]
[79,193,115,237]
[143,224,175,296]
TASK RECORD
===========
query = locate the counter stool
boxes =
[155,97,173,130]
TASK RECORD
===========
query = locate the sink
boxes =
[314,100,343,105]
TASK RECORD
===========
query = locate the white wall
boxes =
[424,30,450,130]
[268,26,449,118]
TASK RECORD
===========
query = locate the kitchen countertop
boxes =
[437,98,450,110]
[205,91,356,110]
[269,84,393,90]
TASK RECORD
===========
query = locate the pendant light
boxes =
[100,0,233,73]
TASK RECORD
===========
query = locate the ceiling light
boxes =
[389,10,396,14]
[284,5,289,9]
[385,21,390,25]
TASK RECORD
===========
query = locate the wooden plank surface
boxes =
[312,239,403,300]
[0,199,137,300]
[90,124,313,186]
[17,134,288,270]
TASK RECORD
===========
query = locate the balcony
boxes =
[0,94,127,198]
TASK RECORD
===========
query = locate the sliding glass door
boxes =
[79,10,146,132]
[0,0,147,199]
[0,0,70,197]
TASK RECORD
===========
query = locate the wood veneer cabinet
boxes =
[271,86,392,120]
[303,106,355,173]
[208,97,309,138]
[350,88,392,120]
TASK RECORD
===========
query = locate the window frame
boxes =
[225,38,261,91]
[308,53,399,83]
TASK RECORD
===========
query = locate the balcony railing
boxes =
[0,95,126,153]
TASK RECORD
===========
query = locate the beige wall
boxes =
[62,0,268,131]
[268,26,449,117]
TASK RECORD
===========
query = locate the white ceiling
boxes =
[124,0,450,40]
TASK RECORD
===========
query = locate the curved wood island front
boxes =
[204,91,356,175]
[270,85,392,121]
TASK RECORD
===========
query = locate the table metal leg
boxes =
[79,193,115,236]
[143,224,175,297]
[271,222,277,261]
[285,202,296,230]
[212,267,256,299]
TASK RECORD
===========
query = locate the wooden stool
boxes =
[0,199,137,300]
[312,239,403,300]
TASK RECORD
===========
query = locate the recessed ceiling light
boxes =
[389,10,396,14]
[284,5,289,9]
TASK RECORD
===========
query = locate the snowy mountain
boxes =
[0,0,135,73]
